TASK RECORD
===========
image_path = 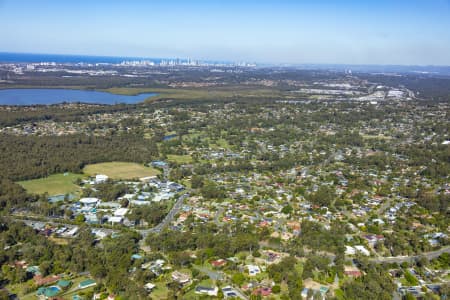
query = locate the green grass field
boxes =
[18,173,84,196]
[167,154,193,164]
[83,162,160,180]
[150,282,170,300]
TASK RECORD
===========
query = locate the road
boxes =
[138,192,189,239]
[214,207,224,226]
[369,245,450,264]
[194,265,225,281]
[298,246,450,265]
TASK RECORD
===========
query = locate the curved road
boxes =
[297,246,450,265]
[369,245,450,264]
[138,193,188,240]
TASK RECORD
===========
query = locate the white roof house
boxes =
[91,229,108,239]
[345,246,356,255]
[131,200,151,206]
[97,202,121,209]
[79,197,99,206]
[95,174,109,183]
[172,271,191,284]
[354,245,370,256]
[195,286,218,296]
[246,265,261,276]
[109,216,123,224]
[64,227,79,237]
[114,208,129,217]
[144,282,156,292]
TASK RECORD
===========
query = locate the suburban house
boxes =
[171,271,191,285]
[195,286,218,296]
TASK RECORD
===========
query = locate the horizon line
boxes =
[1,51,450,68]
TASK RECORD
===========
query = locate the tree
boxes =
[404,293,415,300]
[307,185,335,207]
[75,214,86,224]
[0,289,9,300]
[64,209,73,219]
[281,205,293,215]
[404,271,419,286]
[440,283,450,298]
[232,273,245,286]
[341,264,395,300]
[272,285,281,294]
[191,175,204,189]
[201,181,225,200]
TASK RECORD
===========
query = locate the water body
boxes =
[0,52,161,64]
[163,134,177,141]
[0,89,157,105]
[0,52,232,67]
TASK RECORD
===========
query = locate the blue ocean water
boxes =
[0,52,233,66]
[0,52,163,64]
[0,89,157,105]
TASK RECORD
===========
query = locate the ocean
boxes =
[0,52,164,64]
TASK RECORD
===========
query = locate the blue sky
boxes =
[1,0,450,65]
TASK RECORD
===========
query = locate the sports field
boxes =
[167,154,193,164]
[83,162,160,180]
[18,173,83,195]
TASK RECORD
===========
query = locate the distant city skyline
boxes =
[1,0,450,66]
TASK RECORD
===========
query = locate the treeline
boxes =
[0,179,37,210]
[0,134,158,181]
[0,72,165,90]
[0,103,142,127]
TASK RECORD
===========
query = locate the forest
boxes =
[0,134,159,181]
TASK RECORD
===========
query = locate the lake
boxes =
[163,134,177,141]
[0,89,157,105]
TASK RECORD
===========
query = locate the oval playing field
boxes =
[83,162,160,180]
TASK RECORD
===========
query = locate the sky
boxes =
[1,0,450,65]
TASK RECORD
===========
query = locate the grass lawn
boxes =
[150,282,169,300]
[6,281,36,300]
[334,288,345,300]
[48,236,70,245]
[17,173,84,196]
[167,154,193,164]
[83,162,160,180]
[209,138,232,150]
[12,291,35,300]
